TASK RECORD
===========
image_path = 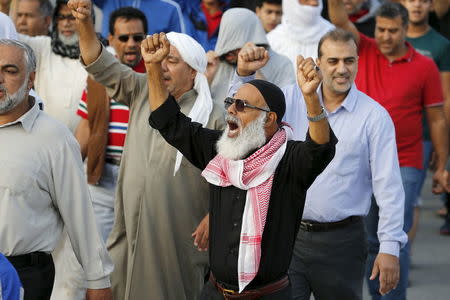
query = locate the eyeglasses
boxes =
[224,97,270,112]
[117,34,146,43]
[56,14,76,22]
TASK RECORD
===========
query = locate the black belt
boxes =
[6,251,53,268]
[105,157,121,166]
[300,216,362,232]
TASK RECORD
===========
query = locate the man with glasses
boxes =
[68,0,226,299]
[49,7,147,300]
[17,0,88,133]
[143,31,336,299]
[229,29,407,300]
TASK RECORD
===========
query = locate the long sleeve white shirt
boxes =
[229,73,408,257]
[0,98,113,289]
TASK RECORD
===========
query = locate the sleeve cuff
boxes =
[148,95,180,130]
[379,241,400,257]
[86,275,111,289]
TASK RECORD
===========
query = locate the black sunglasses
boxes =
[224,97,270,112]
[56,14,76,22]
[117,34,146,43]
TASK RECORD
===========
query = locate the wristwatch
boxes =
[307,107,327,122]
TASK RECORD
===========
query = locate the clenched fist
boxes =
[141,33,171,65]
[67,0,92,21]
[237,42,269,76]
[296,55,322,96]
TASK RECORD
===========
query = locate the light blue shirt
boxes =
[229,73,408,257]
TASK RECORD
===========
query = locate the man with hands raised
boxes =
[230,29,407,300]
[68,1,225,299]
[145,32,337,298]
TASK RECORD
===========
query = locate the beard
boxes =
[58,32,79,46]
[216,112,267,160]
[0,78,29,114]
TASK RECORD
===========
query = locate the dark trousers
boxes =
[200,280,292,299]
[289,219,367,300]
[8,253,55,300]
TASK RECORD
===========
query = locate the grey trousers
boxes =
[289,219,367,300]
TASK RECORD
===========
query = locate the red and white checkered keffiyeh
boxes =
[201,125,293,292]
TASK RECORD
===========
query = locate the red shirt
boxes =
[355,33,443,169]
[76,59,146,160]
[201,3,223,38]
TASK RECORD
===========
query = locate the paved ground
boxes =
[363,174,450,300]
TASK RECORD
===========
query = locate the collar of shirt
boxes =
[375,41,415,64]
[317,83,358,115]
[0,96,39,132]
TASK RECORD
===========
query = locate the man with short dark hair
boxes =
[329,1,449,298]
[144,30,337,299]
[255,0,282,33]
[230,28,407,300]
[14,0,52,36]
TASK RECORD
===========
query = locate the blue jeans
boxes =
[366,167,421,300]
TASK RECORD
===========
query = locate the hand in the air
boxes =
[141,33,171,65]
[237,42,269,76]
[192,214,209,251]
[67,0,92,21]
[296,55,322,97]
[205,51,219,84]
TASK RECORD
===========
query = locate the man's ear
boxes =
[315,57,321,67]
[27,71,36,90]
[108,34,114,46]
[45,16,52,29]
[191,69,197,80]
[264,111,278,128]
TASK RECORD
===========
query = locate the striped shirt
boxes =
[76,60,145,160]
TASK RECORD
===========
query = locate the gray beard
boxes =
[0,78,29,114]
[216,112,267,160]
[58,32,79,46]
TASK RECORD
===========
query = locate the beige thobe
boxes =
[84,47,226,300]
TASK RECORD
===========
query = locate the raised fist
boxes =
[296,55,322,96]
[67,0,92,21]
[141,33,170,65]
[237,42,269,76]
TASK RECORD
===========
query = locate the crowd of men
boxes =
[0,0,449,299]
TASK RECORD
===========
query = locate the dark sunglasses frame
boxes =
[224,97,270,113]
[56,14,76,21]
[117,33,146,43]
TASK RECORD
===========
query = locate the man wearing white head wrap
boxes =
[267,0,334,72]
[166,31,214,174]
[67,1,226,299]
[209,7,295,107]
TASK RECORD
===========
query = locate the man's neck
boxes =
[203,3,221,15]
[321,86,348,113]
[407,21,430,38]
[0,96,32,126]
[384,44,409,62]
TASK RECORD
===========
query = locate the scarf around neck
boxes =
[202,124,293,292]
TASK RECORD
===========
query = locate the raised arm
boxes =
[327,0,360,44]
[433,0,450,19]
[296,56,330,144]
[68,0,101,65]
[144,33,221,169]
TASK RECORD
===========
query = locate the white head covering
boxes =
[267,0,334,67]
[0,12,17,40]
[166,32,213,175]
